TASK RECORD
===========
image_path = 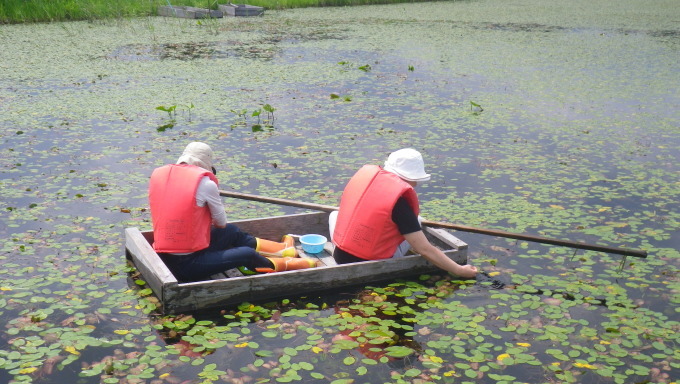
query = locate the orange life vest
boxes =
[148,164,218,253]
[333,165,419,260]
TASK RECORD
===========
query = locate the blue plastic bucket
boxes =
[300,234,327,254]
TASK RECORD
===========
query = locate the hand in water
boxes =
[457,264,479,278]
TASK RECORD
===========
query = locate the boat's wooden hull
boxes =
[125,212,468,314]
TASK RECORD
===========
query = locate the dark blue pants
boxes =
[160,225,272,282]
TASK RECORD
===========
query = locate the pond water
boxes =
[0,0,678,383]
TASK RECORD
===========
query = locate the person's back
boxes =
[330,148,478,278]
[332,164,419,260]
[149,142,318,282]
[149,163,218,254]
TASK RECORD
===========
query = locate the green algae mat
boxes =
[0,0,678,383]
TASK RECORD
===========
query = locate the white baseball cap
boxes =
[383,148,431,182]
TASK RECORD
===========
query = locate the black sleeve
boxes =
[392,197,421,235]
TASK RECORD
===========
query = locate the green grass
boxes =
[0,0,430,23]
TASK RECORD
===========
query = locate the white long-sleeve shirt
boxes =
[196,176,227,227]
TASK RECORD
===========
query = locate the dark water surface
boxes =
[1,0,678,383]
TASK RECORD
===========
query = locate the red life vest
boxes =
[333,165,419,260]
[148,164,218,253]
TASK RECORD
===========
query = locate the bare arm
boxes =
[403,230,478,278]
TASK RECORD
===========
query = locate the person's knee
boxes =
[392,240,411,258]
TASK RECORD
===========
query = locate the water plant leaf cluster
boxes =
[1,0,678,383]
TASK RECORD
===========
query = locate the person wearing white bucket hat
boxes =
[148,142,317,282]
[329,148,477,279]
[383,148,431,182]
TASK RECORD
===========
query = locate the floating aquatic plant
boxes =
[156,105,176,118]
[470,101,484,114]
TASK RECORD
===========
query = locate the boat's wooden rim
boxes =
[125,211,468,313]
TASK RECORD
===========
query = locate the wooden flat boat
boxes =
[125,212,468,314]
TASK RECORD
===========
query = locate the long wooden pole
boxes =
[219,190,648,258]
[220,190,338,212]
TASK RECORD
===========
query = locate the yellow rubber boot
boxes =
[256,237,297,258]
[281,235,295,249]
[255,257,318,273]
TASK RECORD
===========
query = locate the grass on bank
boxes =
[0,0,426,23]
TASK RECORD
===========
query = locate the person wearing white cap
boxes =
[148,142,317,282]
[330,148,478,278]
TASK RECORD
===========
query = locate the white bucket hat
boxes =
[383,148,431,182]
[176,142,215,173]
